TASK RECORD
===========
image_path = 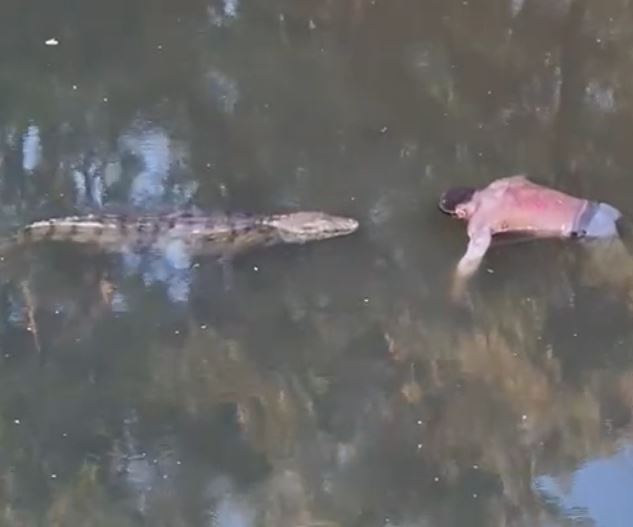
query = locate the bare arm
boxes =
[457,229,492,277]
[451,228,492,301]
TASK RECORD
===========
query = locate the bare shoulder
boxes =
[487,174,530,190]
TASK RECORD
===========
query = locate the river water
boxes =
[0,0,632,525]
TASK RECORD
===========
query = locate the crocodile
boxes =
[0,210,359,258]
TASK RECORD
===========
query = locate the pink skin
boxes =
[450,175,588,298]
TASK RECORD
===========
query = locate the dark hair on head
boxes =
[438,187,476,215]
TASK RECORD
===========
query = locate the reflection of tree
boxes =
[553,0,588,187]
[0,0,633,526]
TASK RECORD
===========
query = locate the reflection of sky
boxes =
[206,69,239,114]
[510,0,525,18]
[120,126,172,206]
[585,81,616,114]
[72,169,88,204]
[223,0,238,19]
[122,246,193,303]
[206,475,256,527]
[7,290,27,326]
[535,445,633,527]
[114,124,194,301]
[208,0,240,26]
[22,124,42,172]
[212,494,255,527]
[144,256,192,303]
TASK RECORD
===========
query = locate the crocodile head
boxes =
[264,212,359,243]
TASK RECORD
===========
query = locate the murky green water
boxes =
[1,0,633,525]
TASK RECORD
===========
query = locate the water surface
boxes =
[0,0,632,525]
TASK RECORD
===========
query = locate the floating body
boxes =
[439,175,622,295]
[1,211,359,257]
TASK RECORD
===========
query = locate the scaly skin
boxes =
[0,211,359,256]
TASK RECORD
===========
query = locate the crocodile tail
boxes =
[0,221,60,256]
